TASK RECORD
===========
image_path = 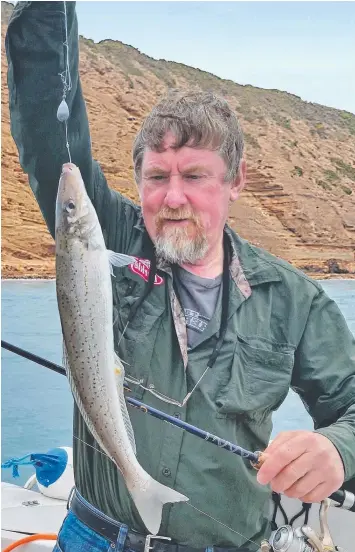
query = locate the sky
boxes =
[73,1,355,114]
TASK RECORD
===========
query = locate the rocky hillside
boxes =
[2,1,355,279]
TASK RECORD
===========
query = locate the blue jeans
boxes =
[52,496,129,552]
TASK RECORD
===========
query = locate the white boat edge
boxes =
[2,478,354,551]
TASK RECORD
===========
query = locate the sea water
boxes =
[1,279,354,485]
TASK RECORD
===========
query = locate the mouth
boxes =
[61,164,74,177]
[162,218,193,225]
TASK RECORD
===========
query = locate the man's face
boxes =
[139,133,245,264]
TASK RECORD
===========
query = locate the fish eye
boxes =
[65,200,76,213]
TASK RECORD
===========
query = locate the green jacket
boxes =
[6,2,355,549]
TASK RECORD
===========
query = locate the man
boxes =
[6,2,355,552]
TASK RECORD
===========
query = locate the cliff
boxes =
[2,2,354,279]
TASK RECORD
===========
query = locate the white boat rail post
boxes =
[24,474,37,490]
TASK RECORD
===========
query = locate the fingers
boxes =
[256,430,345,504]
[280,466,323,499]
[263,431,298,455]
[257,433,306,485]
[299,482,330,503]
[266,451,316,494]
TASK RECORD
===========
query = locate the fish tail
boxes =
[129,477,188,535]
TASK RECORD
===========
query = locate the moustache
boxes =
[155,208,199,226]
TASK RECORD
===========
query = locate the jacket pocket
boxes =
[215,334,294,416]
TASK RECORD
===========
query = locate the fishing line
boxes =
[114,322,133,368]
[186,504,260,551]
[117,321,130,350]
[57,1,72,163]
[72,435,260,551]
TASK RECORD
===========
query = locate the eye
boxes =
[145,175,169,184]
[151,175,168,181]
[65,200,76,213]
[184,174,203,181]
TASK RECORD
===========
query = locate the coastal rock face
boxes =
[2,2,355,279]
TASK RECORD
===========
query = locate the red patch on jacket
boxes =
[129,258,164,285]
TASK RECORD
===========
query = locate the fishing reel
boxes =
[266,525,328,552]
[260,499,346,552]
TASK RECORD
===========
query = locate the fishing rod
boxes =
[1,340,258,463]
[2,339,355,512]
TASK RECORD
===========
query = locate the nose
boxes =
[163,175,188,209]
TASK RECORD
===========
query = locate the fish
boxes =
[55,162,188,534]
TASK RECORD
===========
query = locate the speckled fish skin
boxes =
[55,163,188,535]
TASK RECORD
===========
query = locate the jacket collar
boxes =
[228,227,282,287]
[134,214,281,293]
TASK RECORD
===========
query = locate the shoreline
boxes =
[2,276,355,282]
[2,278,56,282]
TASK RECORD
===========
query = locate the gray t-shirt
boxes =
[173,266,222,349]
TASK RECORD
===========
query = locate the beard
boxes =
[153,207,209,264]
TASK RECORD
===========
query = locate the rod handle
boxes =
[251,451,268,470]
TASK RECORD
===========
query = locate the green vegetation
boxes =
[330,158,355,182]
[99,40,144,77]
[340,111,355,136]
[272,113,293,131]
[341,186,353,195]
[235,101,261,123]
[310,122,328,139]
[282,118,292,130]
[323,169,340,185]
[292,166,303,177]
[316,179,332,191]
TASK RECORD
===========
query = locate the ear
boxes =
[230,159,246,202]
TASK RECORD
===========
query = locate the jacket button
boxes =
[162,467,171,477]
[174,413,181,419]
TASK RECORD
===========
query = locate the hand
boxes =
[256,430,345,502]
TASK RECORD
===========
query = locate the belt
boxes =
[69,490,252,552]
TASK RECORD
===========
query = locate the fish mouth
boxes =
[61,163,76,176]
[57,163,85,210]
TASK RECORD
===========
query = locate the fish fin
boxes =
[129,478,189,535]
[62,340,69,375]
[108,251,135,269]
[114,352,137,455]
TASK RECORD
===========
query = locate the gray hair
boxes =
[132,89,244,184]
